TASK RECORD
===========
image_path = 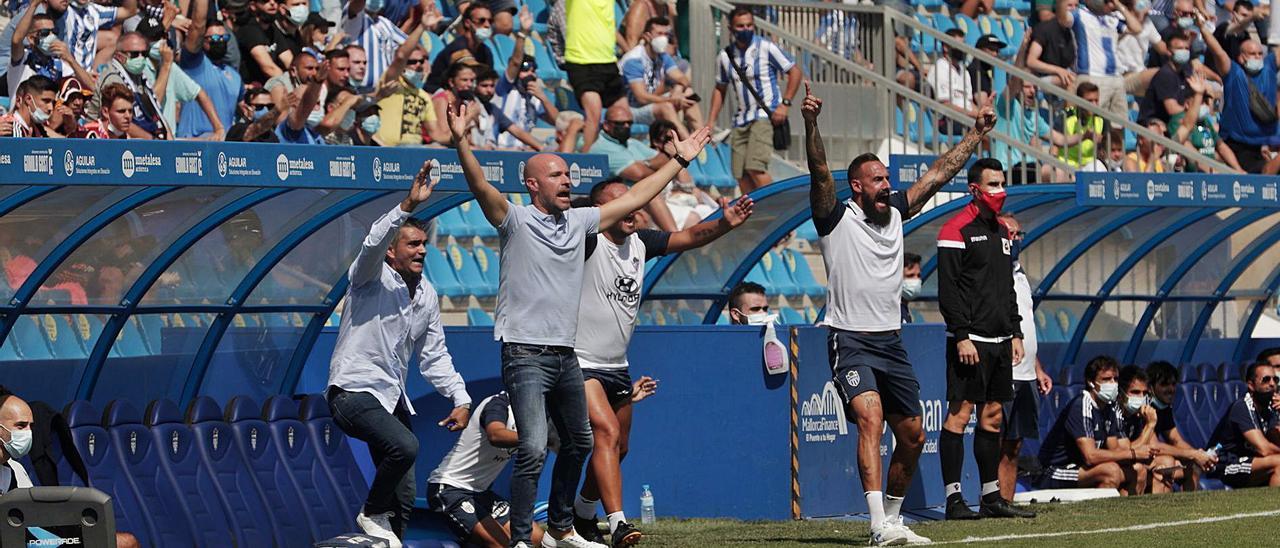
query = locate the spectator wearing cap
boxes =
[342,0,427,91]
[8,10,96,99]
[1201,15,1277,173]
[495,55,559,150]
[2,75,57,137]
[372,14,447,145]
[177,0,239,140]
[227,85,282,141]
[968,34,1007,108]
[1028,0,1078,89]
[927,28,977,136]
[349,97,383,145]
[620,16,701,140]
[236,0,290,84]
[299,12,341,60]
[89,31,170,139]
[1067,0,1144,119]
[488,0,521,36]
[47,76,95,137]
[425,2,493,92]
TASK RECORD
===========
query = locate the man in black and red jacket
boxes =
[935,157,1034,521]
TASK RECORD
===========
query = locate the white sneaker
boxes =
[886,516,931,544]
[542,530,608,548]
[356,511,401,548]
[868,521,909,546]
[514,543,532,548]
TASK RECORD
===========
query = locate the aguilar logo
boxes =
[373,157,383,182]
[801,381,849,443]
[218,152,228,177]
[64,150,75,176]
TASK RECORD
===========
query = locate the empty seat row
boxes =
[424,242,500,300]
[743,249,825,299]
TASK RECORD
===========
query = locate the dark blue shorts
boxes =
[1002,380,1041,440]
[582,367,633,407]
[1035,464,1080,489]
[1209,453,1255,488]
[427,483,509,541]
[827,329,922,417]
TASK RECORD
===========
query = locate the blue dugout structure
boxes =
[2,140,1280,526]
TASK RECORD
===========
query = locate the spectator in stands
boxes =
[555,111,585,153]
[472,65,542,149]
[320,89,365,145]
[2,74,56,137]
[48,76,95,138]
[994,73,1074,183]
[1116,0,1165,97]
[1056,82,1108,170]
[48,0,139,76]
[589,103,679,231]
[814,0,874,70]
[227,86,282,141]
[900,252,921,324]
[709,7,801,194]
[1145,0,1177,33]
[727,281,769,325]
[949,0,994,18]
[496,55,559,150]
[1169,75,1244,171]
[968,34,1006,108]
[1029,0,1079,89]
[1104,128,1128,170]
[1215,0,1266,59]
[236,0,289,84]
[376,41,448,146]
[489,0,522,36]
[347,44,372,93]
[1124,118,1172,171]
[425,2,493,92]
[349,98,383,146]
[432,59,480,144]
[135,27,217,139]
[276,58,327,143]
[620,16,701,140]
[1038,355,1152,491]
[1139,30,1196,124]
[648,120,717,230]
[895,31,924,93]
[928,29,978,137]
[1117,365,1158,494]
[1160,0,1208,60]
[1260,348,1280,367]
[91,32,170,139]
[265,49,318,118]
[1206,361,1280,487]
[8,11,96,99]
[1201,16,1278,173]
[619,0,674,51]
[85,82,137,138]
[177,0,239,140]
[1069,0,1143,119]
[344,0,432,91]
[1144,361,1216,492]
[564,0,632,151]
[300,12,339,54]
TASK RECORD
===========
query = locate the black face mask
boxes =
[606,124,631,142]
[476,92,494,104]
[456,89,476,101]
[519,75,536,93]
[1253,389,1275,403]
[206,42,228,61]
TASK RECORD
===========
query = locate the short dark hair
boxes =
[446,61,477,82]
[904,252,922,268]
[1245,361,1276,383]
[345,43,365,53]
[1084,355,1120,384]
[644,16,671,33]
[946,28,965,38]
[846,152,882,181]
[31,13,54,25]
[16,74,57,98]
[1119,365,1148,391]
[325,48,350,61]
[1257,347,1280,364]
[475,66,499,83]
[729,281,767,309]
[728,6,754,22]
[1235,0,1254,11]
[1146,360,1178,386]
[1165,30,1193,45]
[392,217,429,245]
[649,119,678,143]
[967,157,1004,186]
[589,177,626,205]
[1077,81,1100,97]
[463,3,491,23]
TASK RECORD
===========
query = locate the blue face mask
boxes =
[734,28,754,44]
[1245,58,1265,73]
[365,0,385,13]
[404,70,425,89]
[1010,240,1021,263]
[361,114,381,133]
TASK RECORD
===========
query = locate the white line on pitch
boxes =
[929,509,1280,545]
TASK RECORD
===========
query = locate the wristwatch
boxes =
[781,98,793,106]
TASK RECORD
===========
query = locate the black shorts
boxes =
[583,367,633,406]
[565,62,626,108]
[828,329,922,417]
[1209,453,1255,488]
[427,483,510,541]
[1002,380,1041,440]
[946,338,1014,403]
[1036,463,1080,489]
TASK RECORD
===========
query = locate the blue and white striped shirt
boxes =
[340,2,408,88]
[715,36,796,127]
[816,10,859,62]
[1072,6,1125,77]
[619,44,677,108]
[60,2,119,74]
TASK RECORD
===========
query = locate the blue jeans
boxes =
[501,343,594,545]
[327,388,417,538]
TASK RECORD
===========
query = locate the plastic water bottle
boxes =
[1205,443,1222,461]
[640,485,655,525]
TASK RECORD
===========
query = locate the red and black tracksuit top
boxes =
[936,203,1022,342]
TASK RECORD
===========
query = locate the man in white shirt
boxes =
[1067,0,1143,118]
[326,161,473,548]
[928,28,978,137]
[449,102,712,548]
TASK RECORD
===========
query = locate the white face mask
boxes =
[306,108,324,128]
[901,278,922,301]
[649,35,670,55]
[1124,394,1147,414]
[287,4,309,26]
[745,312,774,326]
[474,27,493,41]
[1,424,32,459]
[1095,381,1120,404]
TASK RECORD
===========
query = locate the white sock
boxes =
[574,495,598,520]
[606,511,626,533]
[981,480,1000,497]
[865,491,886,529]
[884,494,904,520]
[944,482,963,498]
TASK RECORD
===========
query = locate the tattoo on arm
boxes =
[908,131,981,216]
[806,119,838,220]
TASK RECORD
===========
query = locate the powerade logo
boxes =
[800,381,848,443]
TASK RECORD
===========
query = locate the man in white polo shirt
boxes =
[326,161,473,548]
[449,103,712,548]
[802,82,994,546]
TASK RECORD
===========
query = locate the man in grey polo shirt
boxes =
[448,103,712,548]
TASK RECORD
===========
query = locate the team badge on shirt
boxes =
[847,370,861,388]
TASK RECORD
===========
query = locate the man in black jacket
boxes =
[935,158,1034,521]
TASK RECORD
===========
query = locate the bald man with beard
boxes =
[447,103,712,548]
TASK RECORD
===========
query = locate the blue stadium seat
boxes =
[717,311,729,325]
[473,244,500,289]
[435,207,471,238]
[104,400,199,546]
[425,246,468,298]
[458,201,498,238]
[744,262,771,290]
[688,252,721,290]
[0,340,18,360]
[1035,308,1066,343]
[1221,362,1243,381]
[919,0,944,8]
[467,307,495,326]
[63,400,159,547]
[44,313,87,359]
[1174,385,1209,448]
[782,249,824,298]
[687,150,711,188]
[677,309,703,325]
[425,31,446,63]
[263,396,353,539]
[794,220,819,242]
[637,311,654,325]
[145,399,244,548]
[912,14,937,55]
[931,13,957,36]
[1196,362,1218,383]
[186,397,281,547]
[1001,18,1025,58]
[1224,380,1247,402]
[12,315,53,359]
[113,316,151,357]
[896,104,919,142]
[488,34,518,73]
[136,314,164,353]
[530,35,566,83]
[447,243,497,298]
[952,15,980,47]
[298,395,370,523]
[710,143,738,190]
[760,251,802,297]
[225,396,321,544]
[779,307,805,325]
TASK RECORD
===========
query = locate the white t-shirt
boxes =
[427,394,516,492]
[1116,18,1161,75]
[927,57,973,113]
[575,231,670,370]
[816,193,911,332]
[1012,267,1039,381]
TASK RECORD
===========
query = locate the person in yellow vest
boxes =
[1124,118,1171,173]
[1056,82,1108,171]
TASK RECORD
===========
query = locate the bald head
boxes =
[606,102,631,121]
[0,394,32,462]
[524,153,574,213]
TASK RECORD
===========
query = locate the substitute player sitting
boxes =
[1206,361,1280,488]
[1144,361,1217,492]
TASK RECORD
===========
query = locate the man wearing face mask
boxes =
[342,0,415,91]
[177,0,238,140]
[899,253,921,325]
[237,0,288,84]
[1038,356,1152,490]
[619,16,700,140]
[1138,31,1196,124]
[1116,366,1159,494]
[936,158,1035,519]
[470,66,542,149]
[804,82,993,544]
[8,11,96,99]
[36,0,140,80]
[425,3,495,92]
[727,282,770,325]
[350,98,383,146]
[496,55,559,150]
[375,18,449,146]
[927,28,978,137]
[1202,14,1278,173]
[0,393,34,496]
[227,86,282,141]
[2,75,57,137]
[276,57,328,144]
[1205,361,1280,487]
[89,31,170,139]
